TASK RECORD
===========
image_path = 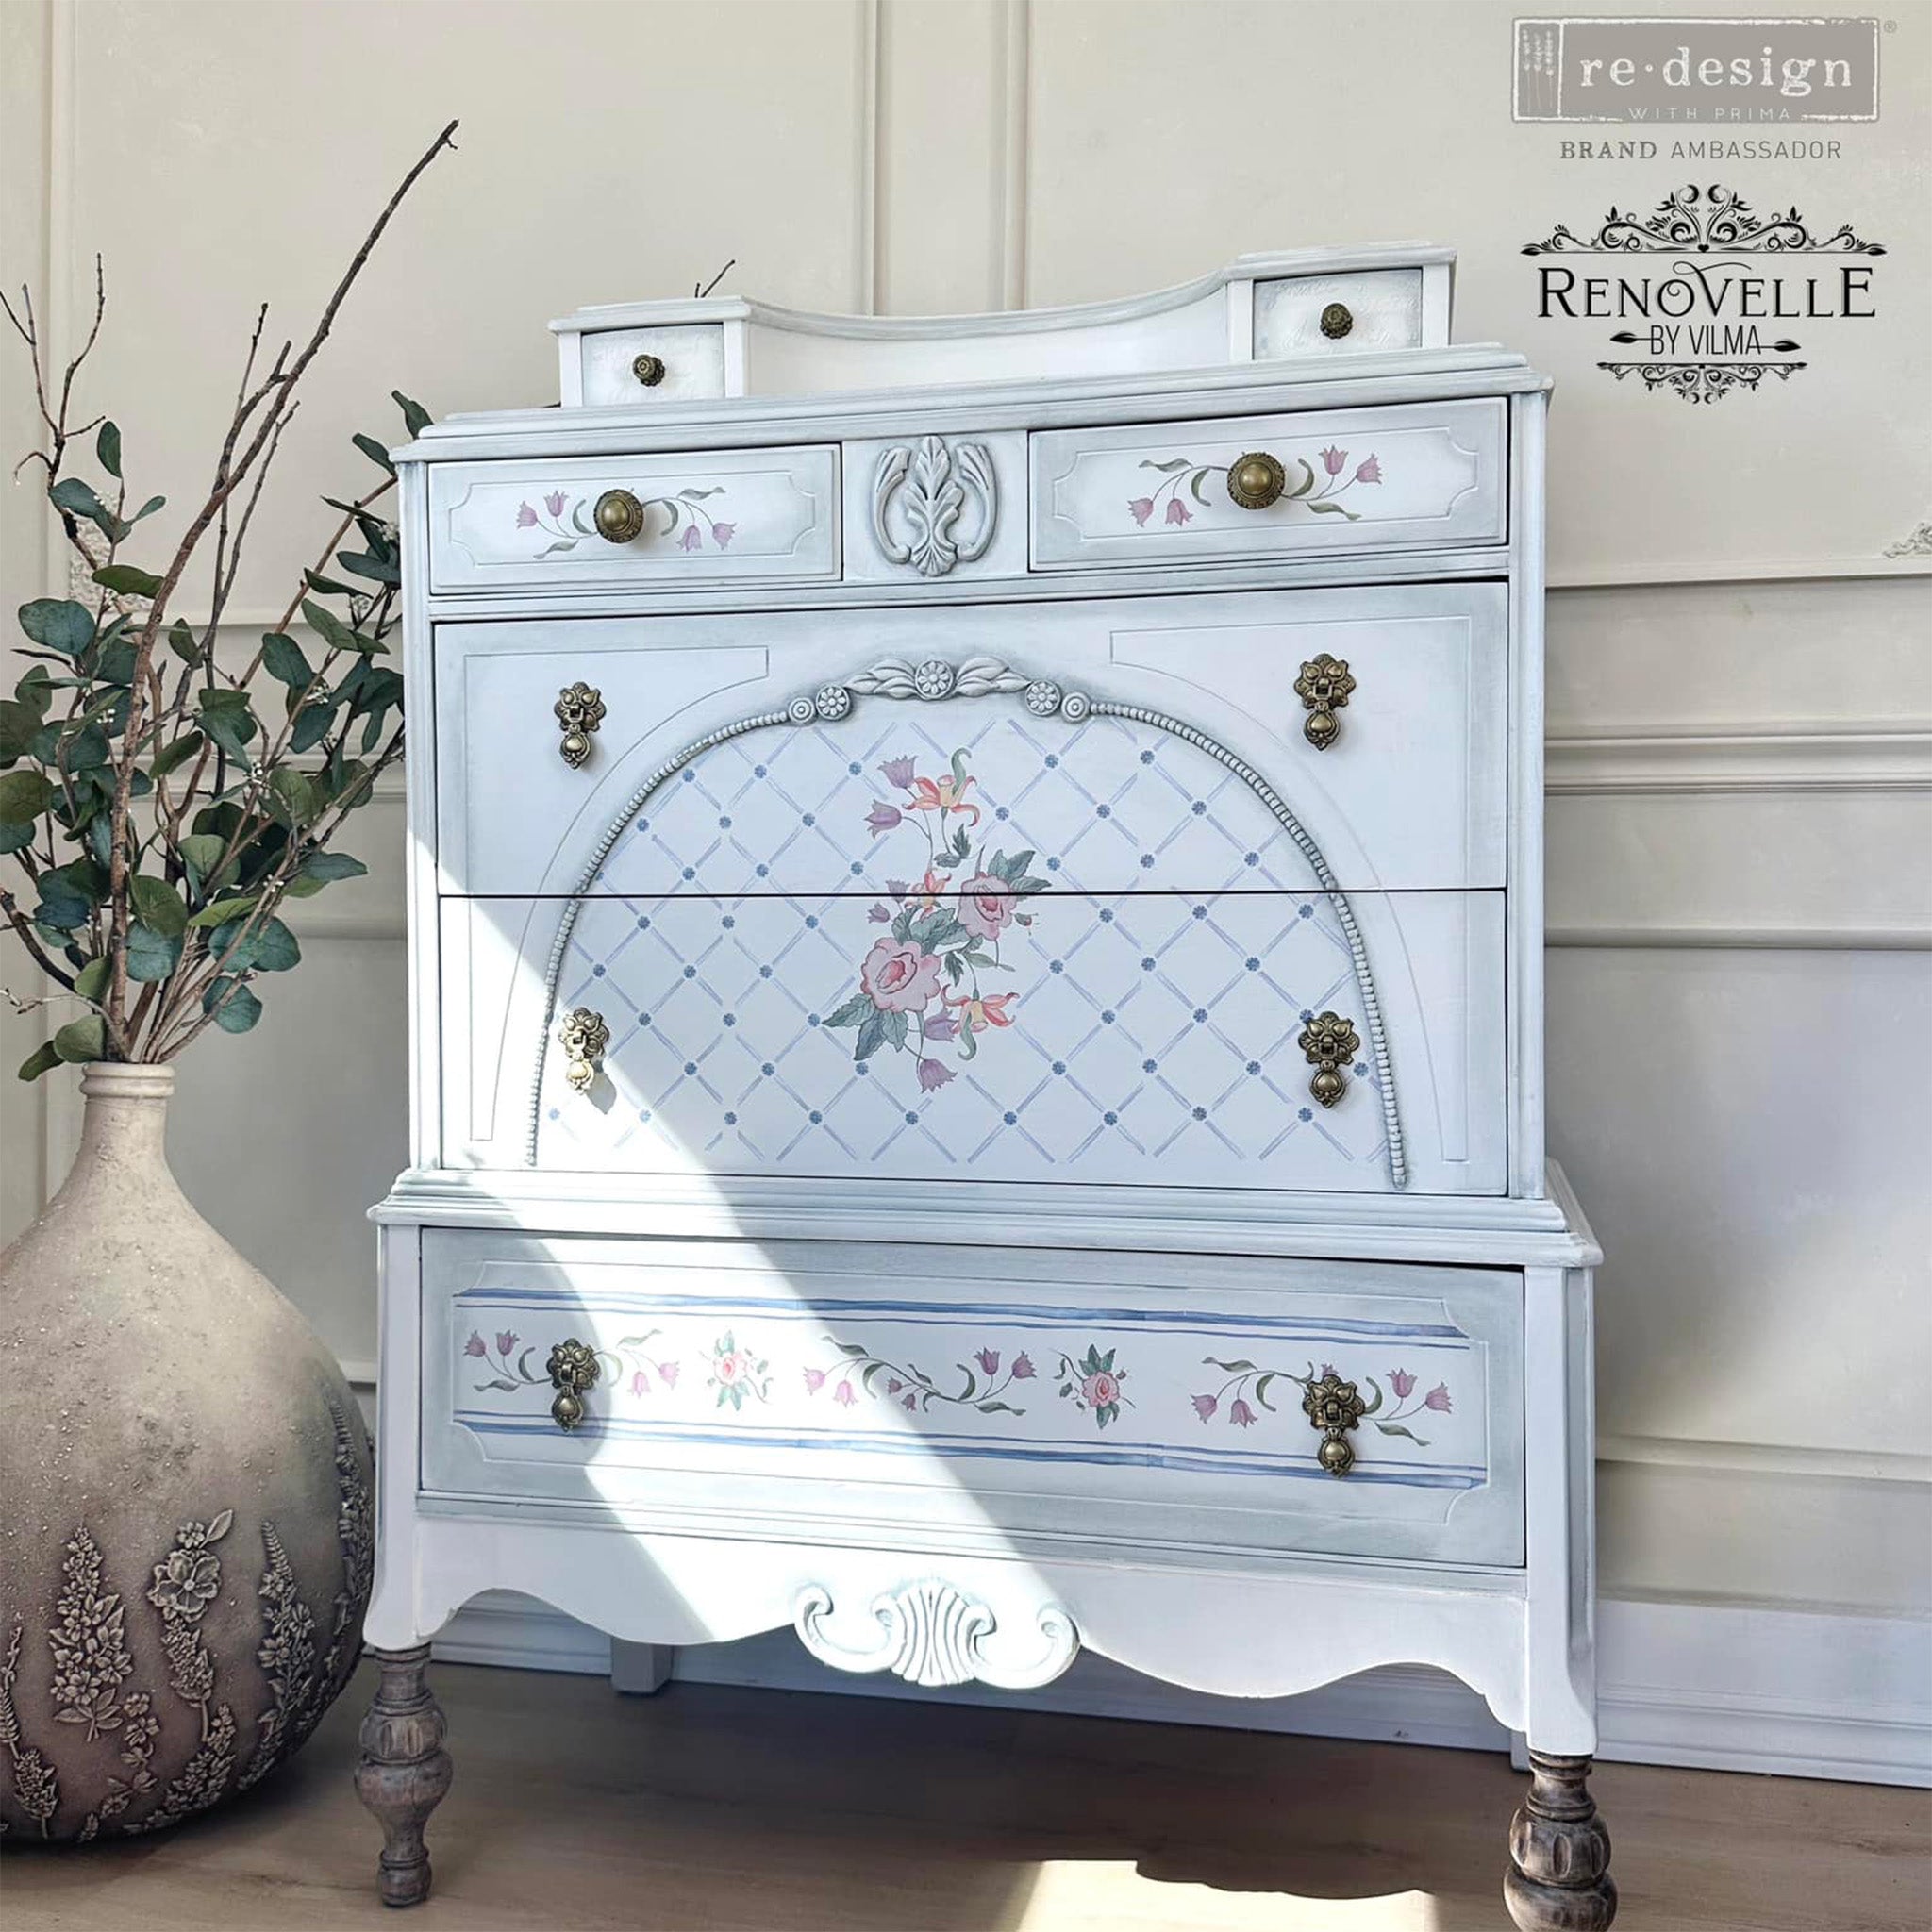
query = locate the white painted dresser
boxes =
[358,249,1616,1929]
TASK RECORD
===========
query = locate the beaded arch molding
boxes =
[525,655,1408,1188]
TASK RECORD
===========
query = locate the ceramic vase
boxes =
[0,1062,373,1842]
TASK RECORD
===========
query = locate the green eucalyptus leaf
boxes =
[337,548,400,587]
[300,597,371,657]
[16,1041,62,1083]
[128,495,165,524]
[35,862,104,932]
[303,568,358,597]
[168,618,205,666]
[392,391,432,437]
[187,891,258,930]
[13,668,55,714]
[18,599,95,658]
[0,822,32,856]
[0,699,42,763]
[150,730,205,779]
[289,703,336,754]
[96,420,122,478]
[52,1014,106,1064]
[351,433,395,475]
[73,955,110,1003]
[92,563,161,598]
[130,874,189,937]
[268,767,320,826]
[49,476,121,540]
[196,689,258,762]
[204,978,262,1034]
[177,832,227,892]
[125,923,183,982]
[0,769,54,824]
[92,641,139,687]
[260,631,314,688]
[301,850,366,884]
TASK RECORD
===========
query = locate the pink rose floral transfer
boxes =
[822,749,1049,1095]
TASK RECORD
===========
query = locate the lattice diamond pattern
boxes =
[586,700,1323,899]
[541,891,1387,1188]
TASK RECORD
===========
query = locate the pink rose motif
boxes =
[1320,446,1346,476]
[917,1058,955,1092]
[1010,1353,1036,1380]
[1082,1371,1120,1409]
[923,1010,958,1042]
[860,938,942,1014]
[974,1348,1001,1376]
[867,902,891,924]
[1164,498,1191,526]
[1355,456,1381,485]
[463,1332,487,1357]
[1229,1398,1257,1428]
[1389,1368,1416,1399]
[1192,1393,1218,1423]
[1424,1383,1453,1413]
[804,1367,827,1394]
[957,873,1016,941]
[834,1379,856,1407]
[711,522,736,548]
[715,1351,744,1384]
[678,524,702,552]
[880,756,917,789]
[515,503,538,528]
[543,491,567,518]
[631,1369,649,1398]
[1128,496,1156,526]
[494,1330,518,1357]
[867,802,903,837]
[658,1362,680,1389]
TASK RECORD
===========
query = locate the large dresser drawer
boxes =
[432,584,1506,900]
[1029,399,1505,571]
[426,445,841,593]
[438,886,1506,1195]
[421,1232,1524,1568]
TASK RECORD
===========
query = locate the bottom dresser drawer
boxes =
[423,1232,1524,1567]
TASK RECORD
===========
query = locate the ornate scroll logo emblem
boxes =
[1524,184,1882,403]
[871,435,997,577]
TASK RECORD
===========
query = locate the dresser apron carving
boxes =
[366,248,1611,1928]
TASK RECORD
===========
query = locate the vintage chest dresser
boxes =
[358,247,1616,1929]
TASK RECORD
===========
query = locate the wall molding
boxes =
[1546,724,1932,797]
[430,1591,1932,1789]
[1598,1431,1932,1486]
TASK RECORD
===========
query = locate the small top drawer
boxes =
[573,323,731,407]
[427,445,841,594]
[1253,269,1432,358]
[1029,399,1505,572]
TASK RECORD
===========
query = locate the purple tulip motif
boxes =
[1320,445,1347,476]
[974,1348,1001,1377]
[495,1331,519,1358]
[1128,496,1156,525]
[1229,1398,1257,1428]
[866,902,891,923]
[515,502,538,528]
[678,524,702,552]
[917,1058,955,1092]
[1389,1368,1416,1399]
[1192,1393,1218,1422]
[1010,1353,1035,1381]
[1164,497,1191,525]
[879,756,917,789]
[1355,456,1381,485]
[1424,1383,1453,1413]
[803,1367,827,1394]
[711,522,736,548]
[543,491,567,518]
[1125,444,1389,529]
[463,1331,488,1358]
[866,803,903,837]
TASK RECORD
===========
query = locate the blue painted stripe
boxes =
[451,1287,1468,1342]
[451,1413,1484,1489]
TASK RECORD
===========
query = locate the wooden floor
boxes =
[4,1660,1927,1930]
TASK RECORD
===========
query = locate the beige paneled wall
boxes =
[3,0,1929,1634]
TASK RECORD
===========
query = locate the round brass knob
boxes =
[1320,301,1355,340]
[592,488,646,543]
[1225,450,1287,511]
[632,352,667,387]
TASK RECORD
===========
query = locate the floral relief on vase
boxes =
[1127,446,1383,527]
[517,485,736,558]
[1191,1358,1450,1446]
[821,750,1051,1098]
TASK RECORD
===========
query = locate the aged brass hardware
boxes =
[1303,1370,1367,1475]
[1299,1011,1360,1109]
[545,1339,599,1433]
[631,352,667,387]
[1293,653,1356,750]
[1320,301,1355,340]
[554,681,606,768]
[592,488,646,543]
[558,1007,610,1093]
[1225,450,1287,511]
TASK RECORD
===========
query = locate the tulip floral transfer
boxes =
[822,750,1051,1095]
[1127,444,1383,525]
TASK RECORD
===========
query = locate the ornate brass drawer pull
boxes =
[1299,1011,1360,1109]
[592,488,646,543]
[1303,1370,1367,1475]
[1294,653,1355,750]
[1320,300,1355,341]
[1225,450,1287,511]
[631,352,667,388]
[545,1339,599,1433]
[558,1007,610,1092]
[554,681,605,768]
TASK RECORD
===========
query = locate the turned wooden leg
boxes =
[1505,1751,1617,1930]
[355,1644,453,1908]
